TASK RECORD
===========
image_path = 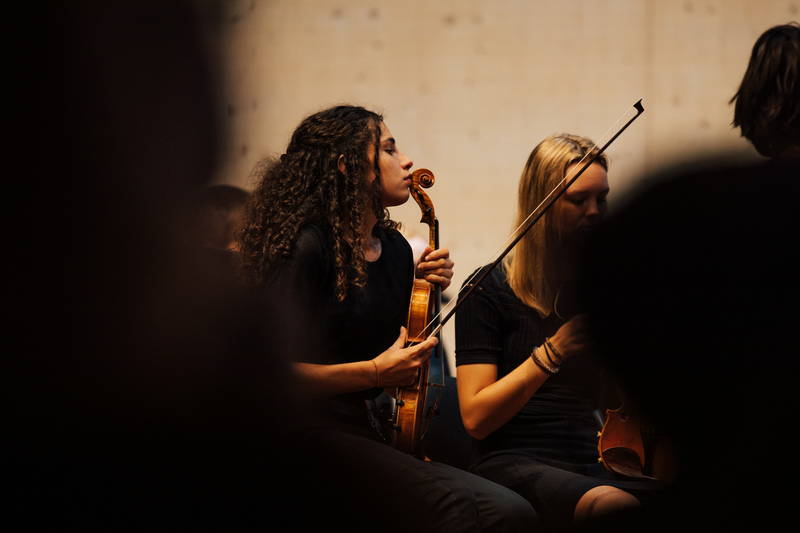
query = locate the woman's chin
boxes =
[382,191,411,208]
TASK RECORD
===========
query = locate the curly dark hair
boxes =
[730,22,800,157]
[239,105,397,301]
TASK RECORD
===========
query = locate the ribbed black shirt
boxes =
[455,265,609,464]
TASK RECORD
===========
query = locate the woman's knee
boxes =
[430,465,539,532]
[495,492,539,532]
[574,485,639,522]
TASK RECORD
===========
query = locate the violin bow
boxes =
[418,99,645,340]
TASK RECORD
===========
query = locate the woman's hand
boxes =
[372,326,438,388]
[415,246,454,290]
[548,314,593,362]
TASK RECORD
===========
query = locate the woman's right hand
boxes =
[548,314,592,362]
[372,326,438,388]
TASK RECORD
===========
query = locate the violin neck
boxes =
[428,219,439,250]
[430,218,442,300]
[429,219,442,331]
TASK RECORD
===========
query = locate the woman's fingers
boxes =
[420,263,455,275]
[418,258,454,272]
[392,326,409,348]
[418,249,454,290]
[417,248,454,282]
[423,275,451,289]
[422,247,450,262]
[422,269,453,280]
[408,336,438,360]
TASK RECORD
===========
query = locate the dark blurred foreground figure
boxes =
[577,156,799,531]
[186,184,250,252]
[579,23,800,530]
[15,2,328,529]
[173,183,250,274]
[730,22,799,158]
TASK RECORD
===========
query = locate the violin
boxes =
[555,282,673,481]
[555,283,673,481]
[597,398,674,481]
[391,168,442,457]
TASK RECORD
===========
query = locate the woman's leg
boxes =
[573,485,640,524]
[472,452,620,531]
[425,460,540,533]
[305,428,538,532]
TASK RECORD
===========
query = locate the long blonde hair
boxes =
[503,134,608,317]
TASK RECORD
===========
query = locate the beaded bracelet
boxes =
[544,337,564,364]
[530,346,559,375]
[542,340,560,367]
[542,339,561,367]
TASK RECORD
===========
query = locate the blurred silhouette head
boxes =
[184,184,250,251]
[730,22,800,158]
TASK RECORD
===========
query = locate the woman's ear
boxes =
[337,154,346,174]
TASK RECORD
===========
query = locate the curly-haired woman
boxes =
[239,105,537,532]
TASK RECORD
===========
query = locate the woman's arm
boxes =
[293,360,377,397]
[457,348,551,440]
[294,326,438,397]
[457,307,589,440]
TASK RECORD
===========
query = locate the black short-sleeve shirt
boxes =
[280,224,414,406]
[455,265,610,464]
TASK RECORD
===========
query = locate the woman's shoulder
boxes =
[462,263,510,295]
[377,226,412,257]
[380,225,410,245]
[293,223,333,269]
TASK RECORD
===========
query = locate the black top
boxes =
[279,224,414,427]
[455,265,610,464]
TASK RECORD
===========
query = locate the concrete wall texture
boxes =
[210,1,798,370]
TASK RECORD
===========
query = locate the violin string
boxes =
[414,102,641,342]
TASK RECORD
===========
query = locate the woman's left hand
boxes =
[416,247,454,290]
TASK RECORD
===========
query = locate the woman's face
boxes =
[367,122,414,207]
[552,162,609,243]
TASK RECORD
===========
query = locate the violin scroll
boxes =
[412,168,435,189]
[409,169,436,228]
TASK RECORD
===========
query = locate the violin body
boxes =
[597,406,674,481]
[392,168,441,458]
[394,279,434,456]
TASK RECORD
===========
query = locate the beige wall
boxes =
[211,0,797,371]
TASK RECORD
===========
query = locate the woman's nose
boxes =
[400,151,413,170]
[585,198,600,219]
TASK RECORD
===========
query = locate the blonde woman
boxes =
[456,134,659,530]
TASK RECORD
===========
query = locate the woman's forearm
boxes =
[459,350,551,439]
[293,360,377,397]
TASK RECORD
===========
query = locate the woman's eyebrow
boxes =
[566,187,609,196]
